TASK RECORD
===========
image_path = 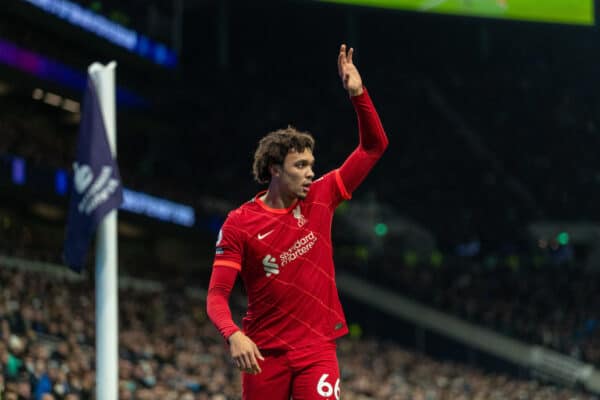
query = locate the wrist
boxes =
[227,330,242,343]
[349,86,364,97]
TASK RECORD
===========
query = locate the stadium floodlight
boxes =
[62,98,81,113]
[32,88,44,100]
[43,92,62,107]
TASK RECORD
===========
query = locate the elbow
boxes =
[363,136,389,157]
[380,135,389,154]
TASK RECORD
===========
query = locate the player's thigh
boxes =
[291,347,340,400]
[242,353,293,400]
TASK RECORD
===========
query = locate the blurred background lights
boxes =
[374,222,388,236]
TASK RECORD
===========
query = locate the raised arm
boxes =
[337,44,389,195]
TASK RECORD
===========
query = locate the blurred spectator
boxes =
[0,264,595,399]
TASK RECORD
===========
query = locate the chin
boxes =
[297,192,308,200]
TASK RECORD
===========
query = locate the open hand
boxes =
[338,44,363,96]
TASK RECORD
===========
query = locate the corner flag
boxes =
[64,77,123,272]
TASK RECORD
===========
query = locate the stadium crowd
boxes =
[3,0,600,398]
[2,9,600,398]
[3,210,600,373]
[371,254,600,367]
[0,263,597,399]
[3,207,600,368]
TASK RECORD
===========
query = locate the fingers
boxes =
[234,354,256,374]
[240,350,259,374]
[338,44,346,77]
[254,344,265,362]
[248,352,262,374]
[251,344,264,374]
[232,347,264,374]
[229,332,263,374]
[339,44,354,64]
[338,44,355,79]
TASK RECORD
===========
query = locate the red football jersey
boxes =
[214,169,351,351]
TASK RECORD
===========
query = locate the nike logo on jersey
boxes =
[258,230,274,240]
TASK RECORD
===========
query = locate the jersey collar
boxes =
[254,190,298,214]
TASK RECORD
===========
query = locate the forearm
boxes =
[338,89,388,194]
[206,267,241,341]
[351,88,389,155]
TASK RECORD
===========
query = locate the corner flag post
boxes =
[89,61,119,400]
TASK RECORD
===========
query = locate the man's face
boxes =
[276,149,315,200]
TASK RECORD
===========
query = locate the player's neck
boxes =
[260,184,297,209]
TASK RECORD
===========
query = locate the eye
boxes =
[295,160,315,169]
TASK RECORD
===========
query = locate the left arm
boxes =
[337,44,389,195]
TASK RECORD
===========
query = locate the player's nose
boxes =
[306,167,315,180]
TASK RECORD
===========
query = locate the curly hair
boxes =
[252,126,315,184]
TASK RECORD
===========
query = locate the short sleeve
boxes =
[213,211,245,271]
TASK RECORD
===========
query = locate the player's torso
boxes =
[237,193,346,349]
[240,199,333,292]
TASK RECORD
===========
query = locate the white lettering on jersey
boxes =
[279,231,317,267]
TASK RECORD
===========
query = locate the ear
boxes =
[269,164,281,178]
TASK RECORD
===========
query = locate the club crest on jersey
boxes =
[293,205,306,227]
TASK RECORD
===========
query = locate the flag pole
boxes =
[89,61,119,400]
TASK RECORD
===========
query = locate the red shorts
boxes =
[242,341,340,400]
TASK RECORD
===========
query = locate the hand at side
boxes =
[228,331,265,374]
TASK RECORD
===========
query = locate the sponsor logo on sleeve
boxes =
[216,229,223,246]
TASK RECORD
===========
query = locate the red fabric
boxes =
[211,171,348,351]
[206,266,241,340]
[242,341,339,400]
[339,89,389,195]
[207,88,387,352]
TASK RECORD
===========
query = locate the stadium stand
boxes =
[3,0,600,398]
[0,262,597,399]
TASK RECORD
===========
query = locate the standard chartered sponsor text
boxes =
[280,232,317,266]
